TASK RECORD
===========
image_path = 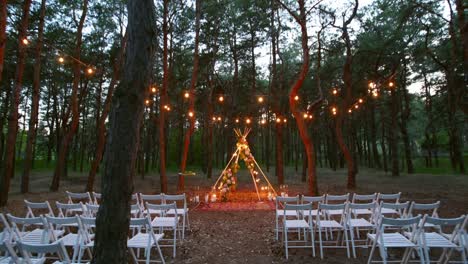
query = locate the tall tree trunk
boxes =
[159,0,169,193]
[277,0,318,195]
[455,0,468,114]
[21,0,47,193]
[399,60,414,173]
[51,0,89,191]
[389,88,399,176]
[92,0,155,263]
[179,0,201,191]
[0,0,32,207]
[335,0,358,189]
[86,33,127,192]
[0,0,7,85]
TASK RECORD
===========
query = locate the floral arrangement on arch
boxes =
[218,135,260,201]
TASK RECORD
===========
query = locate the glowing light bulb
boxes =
[294,95,299,101]
[348,109,352,113]
[261,119,266,125]
[86,67,94,75]
[217,116,222,121]
[151,87,157,93]
[22,38,29,45]
[358,98,363,103]
[218,95,224,102]
[332,88,338,95]
[257,96,264,103]
[303,113,309,119]
[184,92,190,98]
[372,91,379,98]
[308,114,313,119]
[283,118,287,123]
[246,118,251,124]
[276,118,281,123]
[188,111,194,118]
[354,104,359,109]
[235,118,239,123]
[58,56,65,63]
[212,116,216,121]
[389,81,394,88]
[145,99,151,105]
[368,82,375,88]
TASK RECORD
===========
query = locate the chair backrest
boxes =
[302,195,325,208]
[325,193,350,203]
[66,191,92,204]
[284,202,312,220]
[44,216,79,241]
[56,201,85,217]
[146,202,177,217]
[129,217,161,242]
[78,216,96,245]
[352,193,377,203]
[317,202,348,223]
[377,192,401,203]
[423,215,467,241]
[378,215,422,242]
[347,202,378,222]
[379,201,409,217]
[24,200,55,218]
[17,240,71,263]
[92,192,101,204]
[275,195,299,209]
[139,194,164,208]
[408,201,440,217]
[131,203,142,218]
[85,203,100,217]
[6,214,48,243]
[0,213,13,242]
[164,194,186,209]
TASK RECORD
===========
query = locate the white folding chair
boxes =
[84,203,99,218]
[6,214,49,245]
[128,217,165,264]
[164,194,189,239]
[351,193,377,216]
[56,202,86,218]
[316,202,350,259]
[1,213,16,243]
[24,200,55,218]
[367,215,424,264]
[377,193,402,215]
[140,194,165,216]
[408,201,440,227]
[66,191,93,205]
[275,195,300,240]
[16,240,73,264]
[147,202,178,258]
[346,202,378,258]
[44,216,81,262]
[420,215,467,264]
[283,202,315,259]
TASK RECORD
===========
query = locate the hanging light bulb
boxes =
[283,118,287,123]
[217,116,222,121]
[151,86,157,93]
[218,95,224,102]
[58,56,65,64]
[246,118,251,124]
[294,95,299,101]
[86,67,94,75]
[145,99,151,106]
[22,38,29,45]
[188,111,194,118]
[389,81,395,88]
[212,116,216,121]
[261,119,266,125]
[348,109,352,114]
[308,114,313,119]
[358,98,363,104]
[276,117,281,123]
[354,104,359,109]
[331,107,337,115]
[184,91,190,98]
[235,118,239,123]
[257,96,264,103]
[332,88,338,95]
[303,113,309,119]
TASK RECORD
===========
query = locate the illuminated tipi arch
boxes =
[212,128,277,201]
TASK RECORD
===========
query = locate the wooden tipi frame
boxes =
[212,128,277,201]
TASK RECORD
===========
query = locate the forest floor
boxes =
[3,167,468,263]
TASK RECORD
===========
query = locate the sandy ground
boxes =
[3,167,468,263]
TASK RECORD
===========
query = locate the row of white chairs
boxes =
[275,192,405,241]
[277,197,468,263]
[65,191,190,239]
[0,210,173,264]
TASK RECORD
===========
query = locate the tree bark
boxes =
[21,0,47,193]
[86,33,127,192]
[179,0,201,191]
[51,0,89,191]
[92,0,155,263]
[399,60,414,174]
[0,0,7,85]
[389,88,399,176]
[0,0,32,207]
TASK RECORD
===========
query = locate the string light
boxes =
[246,118,251,124]
[257,96,264,103]
[260,119,266,125]
[218,95,224,102]
[235,118,239,123]
[332,88,338,95]
[22,38,29,45]
[348,109,352,113]
[358,98,363,104]
[294,95,299,101]
[212,116,216,121]
[145,99,151,106]
[303,113,309,119]
[368,81,376,89]
[331,107,337,115]
[283,118,287,123]
[86,67,94,75]
[184,91,190,98]
[188,111,194,118]
[308,114,313,119]
[151,86,157,93]
[372,91,379,98]
[163,105,171,111]
[58,56,65,64]
[354,104,359,109]
[276,118,281,123]
[389,81,394,88]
